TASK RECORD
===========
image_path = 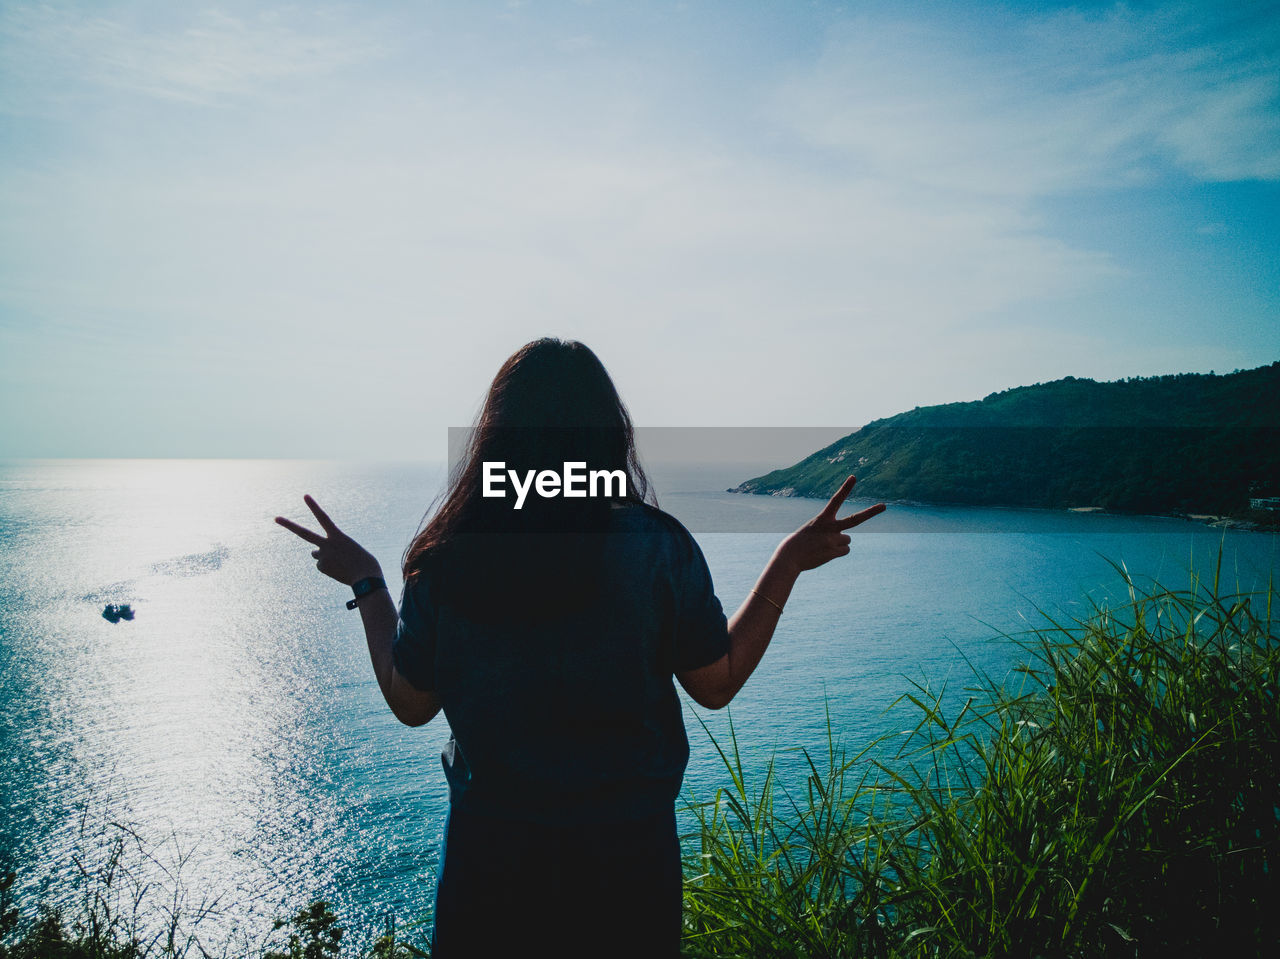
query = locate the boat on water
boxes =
[102,603,134,623]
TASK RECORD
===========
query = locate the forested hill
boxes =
[731,363,1280,516]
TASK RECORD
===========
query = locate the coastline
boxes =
[727,487,1280,533]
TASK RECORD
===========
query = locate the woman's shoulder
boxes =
[609,501,701,554]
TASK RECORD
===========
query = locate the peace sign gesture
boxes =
[777,475,886,574]
[275,495,383,587]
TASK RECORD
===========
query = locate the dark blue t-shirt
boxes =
[392,502,730,825]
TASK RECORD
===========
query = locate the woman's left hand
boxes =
[276,494,383,586]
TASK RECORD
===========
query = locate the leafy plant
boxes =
[264,901,345,959]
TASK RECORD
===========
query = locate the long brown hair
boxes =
[402,338,654,620]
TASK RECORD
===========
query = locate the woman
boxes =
[276,338,885,956]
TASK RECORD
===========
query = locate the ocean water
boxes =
[1,459,1276,948]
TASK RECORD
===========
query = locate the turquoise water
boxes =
[1,459,1276,947]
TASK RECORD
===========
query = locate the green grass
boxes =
[682,560,1279,956]
[5,562,1277,957]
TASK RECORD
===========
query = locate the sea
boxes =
[1,459,1276,951]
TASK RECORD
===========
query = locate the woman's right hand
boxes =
[775,475,886,574]
[678,475,887,710]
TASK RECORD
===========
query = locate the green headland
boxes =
[732,362,1280,523]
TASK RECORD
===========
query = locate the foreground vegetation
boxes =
[683,560,1279,955]
[4,564,1277,956]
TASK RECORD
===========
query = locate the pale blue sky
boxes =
[1,0,1277,458]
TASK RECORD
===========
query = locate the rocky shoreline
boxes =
[727,485,1279,532]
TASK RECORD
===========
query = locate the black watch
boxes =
[347,576,388,610]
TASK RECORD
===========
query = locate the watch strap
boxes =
[346,576,388,610]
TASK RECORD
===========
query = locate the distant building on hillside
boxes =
[1250,496,1280,511]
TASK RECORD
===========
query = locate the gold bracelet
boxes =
[750,587,784,613]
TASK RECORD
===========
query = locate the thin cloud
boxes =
[0,4,383,110]
[0,1,1275,456]
[775,3,1280,195]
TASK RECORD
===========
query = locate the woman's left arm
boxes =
[276,495,440,727]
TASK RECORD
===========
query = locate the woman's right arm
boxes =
[676,475,885,710]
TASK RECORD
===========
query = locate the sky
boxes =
[1,0,1277,459]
